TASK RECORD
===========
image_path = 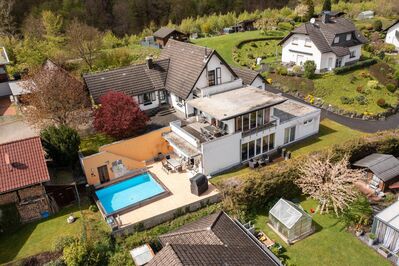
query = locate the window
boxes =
[292,37,298,45]
[303,119,313,125]
[350,50,356,58]
[208,70,216,86]
[241,143,248,161]
[284,126,296,144]
[256,138,262,155]
[216,67,222,85]
[235,116,242,132]
[304,38,311,47]
[334,36,340,44]
[250,112,257,129]
[346,33,352,41]
[257,110,264,127]
[159,90,166,100]
[264,108,270,124]
[138,92,156,105]
[243,114,250,131]
[248,141,255,158]
[269,133,275,150]
[335,57,343,68]
[262,135,269,153]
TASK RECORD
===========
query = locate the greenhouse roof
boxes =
[269,199,310,229]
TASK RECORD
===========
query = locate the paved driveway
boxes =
[0,120,39,144]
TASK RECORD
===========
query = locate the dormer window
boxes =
[350,50,356,58]
[304,38,311,47]
[334,36,339,44]
[346,34,352,41]
[292,37,298,45]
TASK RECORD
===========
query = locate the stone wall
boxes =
[17,197,50,222]
[18,185,45,200]
[0,191,18,205]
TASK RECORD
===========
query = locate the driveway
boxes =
[0,119,39,144]
[266,86,399,133]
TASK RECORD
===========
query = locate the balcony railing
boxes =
[242,119,277,138]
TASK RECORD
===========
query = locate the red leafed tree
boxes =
[93,91,149,139]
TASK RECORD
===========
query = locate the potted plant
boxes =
[355,224,364,237]
[368,233,377,245]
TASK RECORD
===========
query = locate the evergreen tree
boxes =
[322,0,332,12]
[303,0,314,21]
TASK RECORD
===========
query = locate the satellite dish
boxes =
[310,18,316,24]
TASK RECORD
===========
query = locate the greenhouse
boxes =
[269,199,313,244]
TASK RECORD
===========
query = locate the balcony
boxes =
[242,118,278,138]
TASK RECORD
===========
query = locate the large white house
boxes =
[384,19,399,50]
[280,12,367,72]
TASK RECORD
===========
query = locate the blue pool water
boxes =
[95,173,165,215]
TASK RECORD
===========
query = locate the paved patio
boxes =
[115,161,220,231]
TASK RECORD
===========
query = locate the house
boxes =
[280,12,367,72]
[371,200,399,255]
[234,19,257,32]
[0,47,9,83]
[147,211,282,265]
[357,10,374,20]
[231,66,266,89]
[353,153,399,192]
[268,198,314,244]
[384,19,399,51]
[153,27,188,48]
[163,86,321,175]
[0,137,53,222]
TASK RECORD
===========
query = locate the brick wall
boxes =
[0,191,18,205]
[18,185,45,200]
[17,197,50,222]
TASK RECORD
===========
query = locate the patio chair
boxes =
[248,159,258,169]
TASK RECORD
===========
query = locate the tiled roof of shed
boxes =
[0,137,50,194]
[353,153,399,182]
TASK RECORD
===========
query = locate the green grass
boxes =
[192,30,284,66]
[237,39,282,68]
[80,133,114,156]
[0,200,107,264]
[254,199,390,266]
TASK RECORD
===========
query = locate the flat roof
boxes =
[187,86,287,121]
[376,201,399,231]
[273,100,319,123]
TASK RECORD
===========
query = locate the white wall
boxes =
[385,23,399,50]
[201,132,242,175]
[170,92,186,114]
[200,79,242,96]
[251,76,265,89]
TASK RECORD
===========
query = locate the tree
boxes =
[41,10,64,42]
[339,196,373,230]
[40,125,81,167]
[303,60,316,79]
[0,0,16,36]
[322,0,331,12]
[93,91,149,139]
[303,0,314,21]
[372,19,383,32]
[296,153,366,215]
[66,19,102,70]
[21,60,90,128]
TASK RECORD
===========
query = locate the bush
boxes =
[381,43,396,53]
[276,66,288,75]
[303,60,316,79]
[340,96,354,105]
[53,236,77,252]
[355,95,368,105]
[367,80,380,90]
[356,86,364,93]
[333,59,377,74]
[277,22,293,31]
[372,19,383,31]
[89,205,98,212]
[386,83,397,93]
[377,98,386,107]
[62,240,89,266]
[108,251,134,266]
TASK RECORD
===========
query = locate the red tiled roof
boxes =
[0,137,50,194]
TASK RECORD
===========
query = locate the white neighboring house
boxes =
[280,12,367,72]
[384,20,399,51]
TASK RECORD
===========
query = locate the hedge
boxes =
[235,36,283,49]
[333,58,377,74]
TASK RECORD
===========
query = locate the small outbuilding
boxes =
[357,10,374,20]
[268,199,313,244]
[153,27,188,48]
[372,200,399,254]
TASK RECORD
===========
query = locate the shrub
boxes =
[108,251,134,266]
[386,83,397,93]
[277,22,293,31]
[339,196,372,229]
[340,96,354,105]
[367,80,380,90]
[381,43,396,53]
[292,65,302,76]
[355,95,368,105]
[356,86,364,93]
[89,204,98,212]
[53,236,77,252]
[377,98,386,107]
[63,240,89,266]
[333,59,377,74]
[372,19,383,31]
[303,60,316,79]
[276,66,288,75]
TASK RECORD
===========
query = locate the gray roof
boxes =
[153,27,186,39]
[231,66,264,85]
[384,19,399,32]
[353,153,399,182]
[148,211,281,266]
[280,16,367,57]
[0,82,11,97]
[83,59,169,103]
[0,47,9,65]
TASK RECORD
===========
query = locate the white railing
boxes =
[170,120,200,147]
[199,79,243,97]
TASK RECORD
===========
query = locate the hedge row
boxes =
[235,36,284,49]
[333,58,377,74]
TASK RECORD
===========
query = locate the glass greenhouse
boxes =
[269,199,313,244]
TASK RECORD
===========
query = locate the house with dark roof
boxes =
[280,12,367,72]
[153,27,188,48]
[147,211,282,265]
[353,153,399,192]
[384,19,399,50]
[0,137,53,222]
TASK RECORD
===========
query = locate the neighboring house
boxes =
[163,86,321,175]
[384,19,399,50]
[232,66,266,89]
[0,47,10,83]
[280,12,367,72]
[153,27,188,48]
[353,153,399,192]
[371,200,399,254]
[0,137,53,222]
[268,198,313,244]
[147,211,282,265]
[234,19,257,32]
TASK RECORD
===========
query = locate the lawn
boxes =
[192,30,285,66]
[0,200,107,264]
[80,133,114,156]
[211,119,363,185]
[254,199,390,266]
[236,39,282,68]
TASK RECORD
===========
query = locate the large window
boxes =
[235,116,242,132]
[262,133,276,153]
[269,133,275,150]
[235,108,270,132]
[346,33,352,41]
[208,70,216,86]
[241,143,248,161]
[138,92,156,105]
[350,50,356,58]
[243,114,250,131]
[284,126,296,144]
[264,108,270,124]
[256,138,262,155]
[216,67,222,85]
[250,112,257,129]
[257,110,264,127]
[248,141,255,158]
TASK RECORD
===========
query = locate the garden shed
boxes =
[372,201,399,254]
[268,199,313,244]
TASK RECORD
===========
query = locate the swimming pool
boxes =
[95,172,166,215]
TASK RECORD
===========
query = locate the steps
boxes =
[157,107,176,116]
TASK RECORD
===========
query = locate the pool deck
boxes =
[114,162,221,232]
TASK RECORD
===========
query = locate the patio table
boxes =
[167,158,181,170]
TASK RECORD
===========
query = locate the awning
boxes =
[163,131,201,158]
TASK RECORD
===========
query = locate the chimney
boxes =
[322,12,331,24]
[146,56,153,69]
